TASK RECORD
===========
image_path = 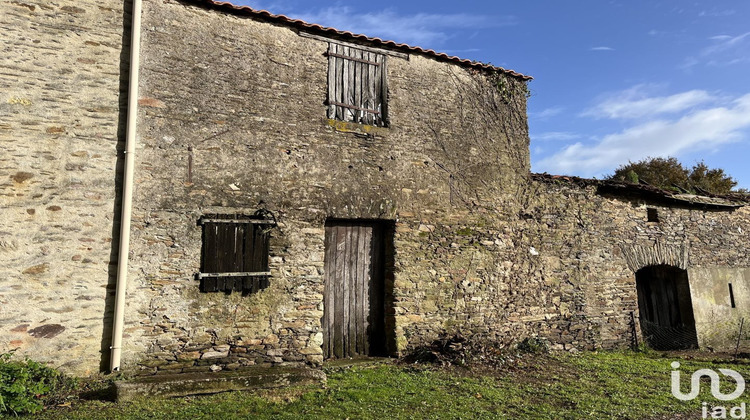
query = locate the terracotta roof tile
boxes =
[189,0,532,80]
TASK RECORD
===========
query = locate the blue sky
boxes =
[234,1,750,189]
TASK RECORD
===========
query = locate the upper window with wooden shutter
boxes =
[197,214,273,295]
[326,42,388,127]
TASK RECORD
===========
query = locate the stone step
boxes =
[115,366,326,401]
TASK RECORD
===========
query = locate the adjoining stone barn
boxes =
[1,0,749,377]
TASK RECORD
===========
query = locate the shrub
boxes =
[403,334,553,368]
[402,333,511,367]
[516,337,550,354]
[0,352,78,415]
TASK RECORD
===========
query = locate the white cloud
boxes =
[704,32,750,55]
[232,2,515,47]
[289,7,516,47]
[679,56,700,70]
[699,9,736,17]
[443,48,482,55]
[590,46,614,51]
[683,31,750,69]
[581,86,716,120]
[531,106,565,119]
[536,93,750,176]
[532,131,579,142]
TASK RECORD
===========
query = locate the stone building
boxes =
[1,0,748,377]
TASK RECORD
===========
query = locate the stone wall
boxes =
[688,268,750,349]
[123,0,750,373]
[520,179,750,351]
[3,0,748,377]
[122,0,530,374]
[0,0,127,375]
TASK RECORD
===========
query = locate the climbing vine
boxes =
[408,65,533,217]
[490,72,531,104]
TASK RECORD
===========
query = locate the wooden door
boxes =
[323,221,386,359]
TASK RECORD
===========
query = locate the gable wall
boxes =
[122,0,531,373]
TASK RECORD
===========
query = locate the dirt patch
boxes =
[648,349,750,365]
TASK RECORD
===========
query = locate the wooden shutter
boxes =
[199,215,271,294]
[327,43,387,126]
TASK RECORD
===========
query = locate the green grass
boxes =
[33,351,750,419]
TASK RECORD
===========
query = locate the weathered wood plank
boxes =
[330,225,338,357]
[357,224,369,354]
[333,224,346,358]
[202,223,217,292]
[259,227,270,290]
[373,52,381,125]
[327,43,336,119]
[353,49,362,123]
[374,52,381,125]
[367,225,378,353]
[378,56,388,126]
[242,224,253,292]
[323,225,331,358]
[233,224,241,291]
[370,224,384,354]
[216,222,228,291]
[300,32,410,59]
[353,224,361,354]
[326,51,382,66]
[347,224,359,357]
[335,45,344,121]
[360,51,371,125]
[212,223,221,291]
[326,101,380,115]
[342,223,351,357]
[252,226,264,292]
[247,226,257,293]
[225,222,236,291]
[347,47,357,122]
[323,225,335,358]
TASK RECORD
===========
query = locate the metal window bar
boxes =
[199,218,275,225]
[198,271,271,278]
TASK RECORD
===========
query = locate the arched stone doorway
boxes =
[636,265,698,350]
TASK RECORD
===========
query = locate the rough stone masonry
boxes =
[1,0,127,375]
[1,0,748,376]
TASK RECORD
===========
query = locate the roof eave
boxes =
[187,0,533,80]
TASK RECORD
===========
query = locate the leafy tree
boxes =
[607,156,738,194]
[688,162,737,194]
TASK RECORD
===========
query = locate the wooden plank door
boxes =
[323,221,385,359]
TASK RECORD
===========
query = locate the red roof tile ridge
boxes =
[189,0,532,80]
